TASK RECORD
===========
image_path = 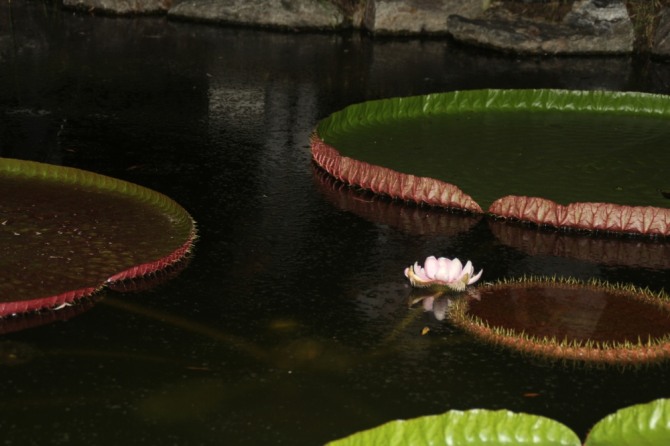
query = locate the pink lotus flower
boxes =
[404,256,483,292]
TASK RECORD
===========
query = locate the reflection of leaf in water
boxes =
[0,295,98,335]
[489,219,670,269]
[312,165,481,237]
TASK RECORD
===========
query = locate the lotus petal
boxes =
[469,268,484,285]
[424,256,439,279]
[447,258,463,282]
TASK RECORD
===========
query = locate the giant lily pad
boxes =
[327,399,670,446]
[327,408,581,446]
[312,89,670,236]
[585,398,670,446]
[0,158,196,316]
[448,277,670,365]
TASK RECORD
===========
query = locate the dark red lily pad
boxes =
[0,158,196,316]
[449,278,670,365]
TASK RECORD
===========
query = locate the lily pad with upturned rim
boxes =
[312,89,670,236]
[0,158,196,316]
[449,277,670,365]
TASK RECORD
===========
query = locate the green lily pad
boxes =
[313,89,670,235]
[0,158,196,315]
[326,408,581,446]
[585,399,670,446]
[328,399,670,446]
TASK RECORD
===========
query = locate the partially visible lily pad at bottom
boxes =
[327,399,670,446]
[327,407,581,446]
[586,398,670,446]
[0,158,196,316]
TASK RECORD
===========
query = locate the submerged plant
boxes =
[404,256,483,293]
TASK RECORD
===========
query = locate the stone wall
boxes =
[59,0,670,56]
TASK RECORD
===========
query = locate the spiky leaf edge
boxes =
[448,276,670,365]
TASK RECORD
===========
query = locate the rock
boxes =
[448,0,634,55]
[62,0,172,14]
[652,7,670,57]
[362,0,484,34]
[168,0,345,30]
[564,0,630,27]
[59,0,637,54]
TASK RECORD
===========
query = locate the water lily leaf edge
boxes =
[0,157,196,314]
[326,408,581,446]
[313,89,670,236]
[584,399,670,446]
[317,90,670,138]
[327,398,670,446]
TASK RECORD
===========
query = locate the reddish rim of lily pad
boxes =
[106,255,192,294]
[489,196,670,237]
[449,277,670,365]
[312,165,482,237]
[312,135,670,236]
[0,158,197,317]
[311,135,483,213]
[488,219,670,270]
[0,297,99,335]
[0,287,100,317]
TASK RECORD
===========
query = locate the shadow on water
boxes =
[2,1,670,444]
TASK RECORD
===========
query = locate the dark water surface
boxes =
[2,2,670,445]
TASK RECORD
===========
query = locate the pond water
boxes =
[2,2,670,445]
